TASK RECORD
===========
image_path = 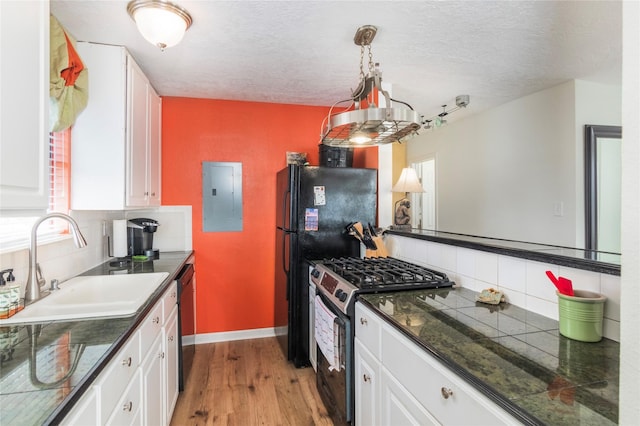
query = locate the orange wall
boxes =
[162,97,378,334]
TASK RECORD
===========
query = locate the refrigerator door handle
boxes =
[281,187,292,232]
[281,231,289,275]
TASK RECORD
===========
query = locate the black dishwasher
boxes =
[176,262,195,392]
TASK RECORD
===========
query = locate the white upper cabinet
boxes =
[0,1,50,212]
[147,83,162,206]
[71,42,161,210]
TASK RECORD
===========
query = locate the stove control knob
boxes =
[311,269,320,278]
[335,289,348,302]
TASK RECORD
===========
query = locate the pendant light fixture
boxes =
[320,25,422,147]
[127,0,193,50]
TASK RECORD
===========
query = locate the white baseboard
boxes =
[182,334,196,346]
[187,326,287,345]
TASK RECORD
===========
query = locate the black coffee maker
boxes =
[127,218,160,258]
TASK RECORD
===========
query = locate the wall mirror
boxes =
[584,125,622,259]
[398,3,622,269]
[405,82,622,267]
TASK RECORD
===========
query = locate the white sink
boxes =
[0,272,169,325]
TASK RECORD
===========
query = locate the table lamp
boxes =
[391,167,425,229]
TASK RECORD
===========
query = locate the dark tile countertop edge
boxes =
[385,229,621,276]
[38,251,194,425]
[357,289,619,426]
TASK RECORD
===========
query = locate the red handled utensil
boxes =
[557,277,574,296]
[545,270,574,296]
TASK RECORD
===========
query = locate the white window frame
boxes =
[0,131,71,252]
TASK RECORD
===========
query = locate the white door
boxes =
[597,137,621,253]
[411,158,436,230]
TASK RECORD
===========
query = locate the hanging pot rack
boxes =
[320,25,422,148]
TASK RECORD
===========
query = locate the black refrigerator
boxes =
[275,165,377,367]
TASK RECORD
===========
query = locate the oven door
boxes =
[315,292,352,425]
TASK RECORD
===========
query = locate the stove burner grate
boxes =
[320,257,453,290]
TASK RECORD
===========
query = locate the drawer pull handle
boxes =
[159,352,165,359]
[363,374,371,383]
[360,317,368,325]
[172,292,177,298]
[122,357,132,367]
[123,401,133,412]
[441,387,454,399]
[153,316,160,324]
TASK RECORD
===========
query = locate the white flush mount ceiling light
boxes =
[127,0,193,50]
[422,95,470,130]
[321,25,423,147]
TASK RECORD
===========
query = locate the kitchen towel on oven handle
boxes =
[314,295,341,371]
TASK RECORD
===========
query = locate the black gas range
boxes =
[311,256,454,315]
[310,256,454,425]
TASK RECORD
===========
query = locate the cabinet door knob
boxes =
[363,374,371,383]
[123,401,133,412]
[168,335,174,342]
[153,316,160,324]
[360,317,368,325]
[122,357,132,367]
[441,387,454,399]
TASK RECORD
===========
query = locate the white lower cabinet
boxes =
[106,370,142,426]
[165,307,180,420]
[61,282,179,426]
[354,302,517,426]
[380,368,438,426]
[142,333,164,426]
[97,330,141,424]
[354,339,380,426]
[61,387,98,425]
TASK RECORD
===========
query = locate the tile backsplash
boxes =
[385,234,621,342]
[124,206,192,253]
[0,206,192,300]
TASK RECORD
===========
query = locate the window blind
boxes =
[0,130,71,251]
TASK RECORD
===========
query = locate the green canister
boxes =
[557,290,607,342]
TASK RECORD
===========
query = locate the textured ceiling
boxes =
[50,0,622,123]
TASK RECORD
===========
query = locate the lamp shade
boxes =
[392,168,424,193]
[127,0,192,50]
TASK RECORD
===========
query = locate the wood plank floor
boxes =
[170,337,334,426]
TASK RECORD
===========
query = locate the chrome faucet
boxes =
[25,213,87,304]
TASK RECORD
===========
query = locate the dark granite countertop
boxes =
[358,287,619,425]
[385,229,621,275]
[0,251,193,426]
